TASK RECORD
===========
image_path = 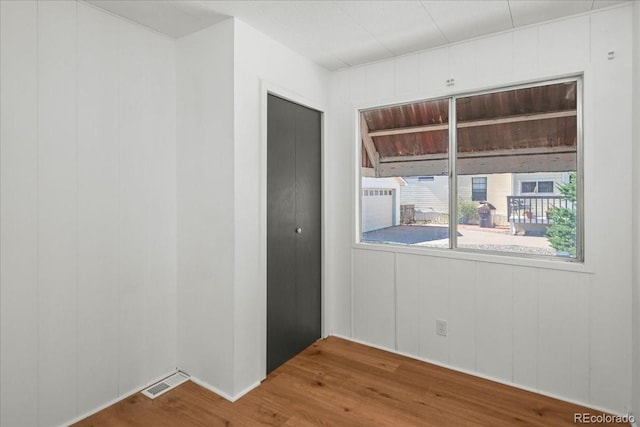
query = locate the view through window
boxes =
[359,79,581,260]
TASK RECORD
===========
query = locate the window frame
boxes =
[356,76,584,264]
[521,181,538,194]
[537,181,554,193]
[521,180,555,194]
[471,177,488,201]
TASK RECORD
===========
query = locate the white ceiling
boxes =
[86,0,628,71]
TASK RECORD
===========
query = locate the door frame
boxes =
[260,80,327,379]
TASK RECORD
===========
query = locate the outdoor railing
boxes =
[507,195,573,224]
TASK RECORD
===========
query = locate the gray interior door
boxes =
[267,94,321,374]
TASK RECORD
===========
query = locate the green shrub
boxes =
[546,172,577,256]
[457,198,479,224]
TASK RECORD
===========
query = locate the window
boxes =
[521,182,537,193]
[521,181,554,194]
[471,177,487,201]
[538,181,554,193]
[359,78,582,261]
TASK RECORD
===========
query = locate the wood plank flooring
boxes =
[74,337,620,426]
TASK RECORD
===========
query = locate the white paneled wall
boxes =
[631,1,640,419]
[396,254,451,362]
[117,16,177,398]
[176,19,236,396]
[395,254,422,356]
[632,2,640,417]
[586,6,633,411]
[537,270,590,403]
[474,263,512,382]
[418,256,450,363]
[327,4,633,414]
[512,267,539,388]
[326,70,353,339]
[448,261,477,371]
[38,1,78,423]
[352,250,395,348]
[0,2,177,426]
[1,2,39,426]
[76,3,120,414]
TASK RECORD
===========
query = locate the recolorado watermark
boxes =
[574,412,635,424]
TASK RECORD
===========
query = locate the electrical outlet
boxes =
[436,319,447,336]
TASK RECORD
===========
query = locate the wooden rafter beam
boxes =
[377,152,577,177]
[360,118,379,174]
[367,109,577,139]
[457,109,577,129]
[368,123,449,138]
[378,145,576,163]
[361,167,375,178]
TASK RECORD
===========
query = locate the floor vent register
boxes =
[142,371,190,399]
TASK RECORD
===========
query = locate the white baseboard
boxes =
[61,370,177,427]
[233,380,262,401]
[61,372,262,426]
[189,376,261,403]
[329,334,627,420]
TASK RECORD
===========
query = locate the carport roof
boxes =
[361,81,577,177]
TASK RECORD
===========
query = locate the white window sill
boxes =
[352,241,592,274]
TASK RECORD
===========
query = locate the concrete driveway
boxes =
[362,223,556,256]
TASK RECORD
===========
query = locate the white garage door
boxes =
[362,189,394,232]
